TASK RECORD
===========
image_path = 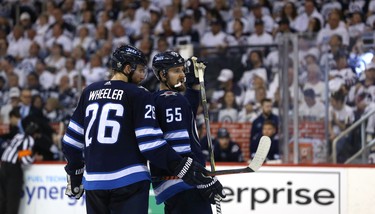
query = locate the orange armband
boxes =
[18,150,32,158]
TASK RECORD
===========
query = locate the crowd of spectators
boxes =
[0,0,374,162]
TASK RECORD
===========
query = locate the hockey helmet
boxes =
[111,44,147,72]
[152,51,185,80]
[21,117,40,135]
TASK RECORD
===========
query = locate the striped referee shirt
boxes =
[1,133,35,165]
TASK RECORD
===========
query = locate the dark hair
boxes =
[221,90,239,109]
[261,98,272,105]
[310,17,321,32]
[331,89,345,102]
[217,127,230,138]
[263,120,276,128]
[281,2,297,19]
[9,106,21,118]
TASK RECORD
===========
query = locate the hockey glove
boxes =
[185,57,206,88]
[65,166,84,199]
[173,157,213,186]
[197,176,226,204]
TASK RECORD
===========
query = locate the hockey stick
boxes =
[190,57,215,171]
[152,136,271,181]
[190,57,221,213]
[206,136,271,176]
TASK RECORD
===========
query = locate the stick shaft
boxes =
[194,58,220,214]
[199,73,215,171]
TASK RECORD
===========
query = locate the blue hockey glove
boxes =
[173,157,213,186]
[65,166,84,199]
[197,176,226,204]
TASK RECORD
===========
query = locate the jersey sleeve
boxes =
[62,89,85,172]
[132,89,182,171]
[155,94,193,155]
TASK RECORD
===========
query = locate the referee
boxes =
[0,108,38,214]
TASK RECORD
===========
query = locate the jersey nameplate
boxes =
[88,89,124,101]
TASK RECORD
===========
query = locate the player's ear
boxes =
[159,70,167,81]
[123,64,132,75]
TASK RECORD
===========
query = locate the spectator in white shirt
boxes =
[229,19,249,46]
[154,4,181,35]
[303,63,325,102]
[77,10,96,37]
[329,89,355,163]
[247,4,275,34]
[7,25,31,61]
[34,13,50,37]
[45,24,73,55]
[226,6,250,34]
[71,46,87,72]
[240,68,268,107]
[135,0,152,22]
[54,57,78,88]
[120,3,142,39]
[347,11,368,40]
[88,24,109,54]
[97,10,114,31]
[200,18,229,56]
[0,87,20,124]
[212,68,243,106]
[299,88,325,121]
[213,0,231,22]
[218,91,239,123]
[72,26,93,51]
[239,50,268,89]
[294,0,324,32]
[44,43,66,72]
[34,60,55,91]
[18,42,40,72]
[320,0,342,21]
[247,20,273,53]
[329,54,357,88]
[81,53,108,86]
[279,2,298,31]
[111,21,130,50]
[347,64,375,106]
[316,10,349,48]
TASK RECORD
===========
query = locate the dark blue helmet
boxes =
[152,51,185,80]
[111,44,147,72]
